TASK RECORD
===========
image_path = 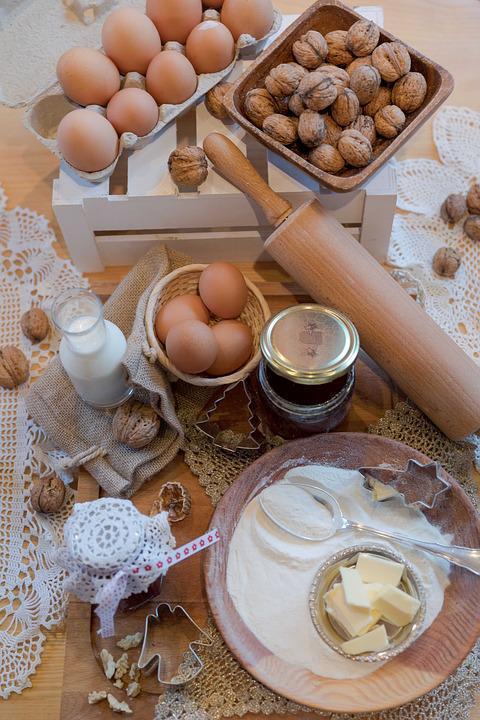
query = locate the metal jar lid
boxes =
[260,304,360,385]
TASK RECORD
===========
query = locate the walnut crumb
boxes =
[117,632,143,651]
[126,681,141,698]
[88,690,107,705]
[100,649,116,680]
[107,693,133,714]
[115,652,130,680]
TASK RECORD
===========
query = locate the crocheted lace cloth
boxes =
[0,184,85,698]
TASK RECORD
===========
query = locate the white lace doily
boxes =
[389,106,480,463]
[0,184,88,698]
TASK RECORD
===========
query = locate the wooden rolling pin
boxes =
[203,132,480,441]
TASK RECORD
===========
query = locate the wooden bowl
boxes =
[224,0,454,193]
[144,264,271,387]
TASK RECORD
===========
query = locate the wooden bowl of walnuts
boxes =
[223,0,453,192]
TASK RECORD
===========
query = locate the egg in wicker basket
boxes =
[144,264,271,386]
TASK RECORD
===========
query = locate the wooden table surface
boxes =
[2,0,480,717]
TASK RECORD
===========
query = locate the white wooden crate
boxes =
[52,8,397,272]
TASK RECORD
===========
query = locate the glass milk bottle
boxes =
[52,288,133,409]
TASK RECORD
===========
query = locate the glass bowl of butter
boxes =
[309,544,426,662]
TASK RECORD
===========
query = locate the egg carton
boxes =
[23,8,282,183]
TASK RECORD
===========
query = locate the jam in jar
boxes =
[256,304,359,439]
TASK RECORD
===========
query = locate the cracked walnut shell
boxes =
[318,64,350,90]
[21,307,49,343]
[298,110,325,147]
[112,399,161,449]
[325,30,354,66]
[30,475,66,514]
[348,114,376,145]
[440,193,467,224]
[466,183,480,214]
[346,20,380,57]
[349,65,380,105]
[264,62,307,97]
[464,215,480,242]
[293,30,328,69]
[263,114,298,144]
[337,128,372,167]
[363,85,391,117]
[244,88,277,127]
[0,345,29,388]
[392,71,427,112]
[432,247,461,277]
[309,144,345,173]
[298,71,337,111]
[168,146,208,188]
[374,104,406,138]
[331,88,360,127]
[372,41,411,82]
[205,82,233,119]
[151,481,192,522]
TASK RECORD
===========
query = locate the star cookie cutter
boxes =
[359,459,451,510]
[137,603,212,685]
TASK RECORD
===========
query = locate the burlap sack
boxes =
[26,245,190,497]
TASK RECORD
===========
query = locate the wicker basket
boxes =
[144,264,271,387]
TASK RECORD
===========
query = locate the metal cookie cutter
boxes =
[359,459,451,509]
[137,603,212,686]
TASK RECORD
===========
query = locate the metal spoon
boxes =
[259,481,480,576]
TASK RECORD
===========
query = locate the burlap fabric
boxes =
[26,246,190,498]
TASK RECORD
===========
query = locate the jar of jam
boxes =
[256,304,359,439]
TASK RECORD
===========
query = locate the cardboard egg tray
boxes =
[23,10,282,183]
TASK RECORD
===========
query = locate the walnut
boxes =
[115,653,129,680]
[126,682,141,698]
[20,307,49,343]
[337,128,372,167]
[346,55,372,76]
[363,85,391,117]
[349,65,380,105]
[392,72,427,113]
[331,88,360,127]
[107,693,133,715]
[325,30,354,66]
[348,114,376,145]
[466,183,480,214]
[112,399,161,449]
[440,193,467,224]
[292,30,328,69]
[464,215,480,242]
[113,679,124,690]
[372,41,411,82]
[309,144,345,173]
[205,82,233,119]
[288,92,306,117]
[0,346,29,388]
[168,146,208,188]
[318,64,350,90]
[117,632,143,650]
[346,20,380,57]
[151,481,191,522]
[274,95,290,114]
[129,663,140,682]
[30,475,66,514]
[243,88,277,127]
[298,71,337,111]
[323,115,343,146]
[298,110,325,148]
[432,247,461,277]
[374,104,405,138]
[88,691,107,705]
[264,62,307,97]
[100,649,116,680]
[263,114,298,145]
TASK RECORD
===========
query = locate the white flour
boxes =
[226,465,451,679]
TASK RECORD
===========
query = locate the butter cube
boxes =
[366,582,386,604]
[341,624,389,655]
[340,567,370,608]
[371,479,401,501]
[373,585,421,626]
[356,553,404,587]
[324,583,380,637]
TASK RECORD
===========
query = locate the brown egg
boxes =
[146,51,198,105]
[207,320,253,376]
[199,262,248,319]
[146,0,202,43]
[166,320,219,374]
[101,8,162,75]
[57,109,119,172]
[107,88,158,136]
[155,294,210,343]
[57,47,120,107]
[220,0,274,41]
[186,21,235,74]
